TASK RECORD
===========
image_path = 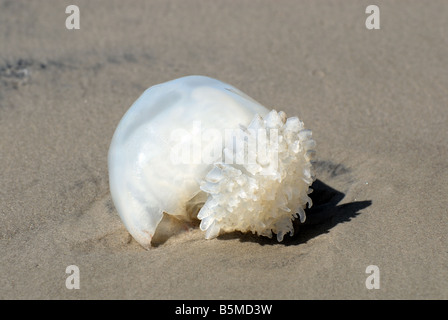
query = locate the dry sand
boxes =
[1,0,447,299]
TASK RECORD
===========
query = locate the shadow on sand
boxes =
[218,179,372,245]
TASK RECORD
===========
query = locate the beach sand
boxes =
[1,0,447,299]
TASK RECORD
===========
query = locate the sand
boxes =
[1,0,447,299]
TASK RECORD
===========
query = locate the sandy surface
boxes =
[1,0,447,299]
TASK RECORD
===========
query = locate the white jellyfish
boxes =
[108,75,316,248]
